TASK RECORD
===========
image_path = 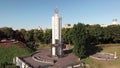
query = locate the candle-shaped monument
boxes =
[51,8,63,57]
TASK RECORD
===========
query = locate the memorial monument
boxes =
[51,8,63,57]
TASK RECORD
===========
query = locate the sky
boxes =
[0,0,120,30]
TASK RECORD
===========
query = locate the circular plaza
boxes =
[90,52,117,60]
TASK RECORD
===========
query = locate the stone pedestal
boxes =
[51,43,63,58]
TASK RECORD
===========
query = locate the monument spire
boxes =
[55,8,59,14]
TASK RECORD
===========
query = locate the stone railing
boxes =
[13,57,32,68]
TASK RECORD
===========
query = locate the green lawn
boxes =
[81,44,120,68]
[36,43,51,50]
[0,44,32,67]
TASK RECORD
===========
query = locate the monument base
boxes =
[51,43,63,58]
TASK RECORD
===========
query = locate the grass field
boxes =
[82,44,120,68]
[0,44,32,67]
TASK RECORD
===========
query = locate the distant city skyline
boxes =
[0,0,120,30]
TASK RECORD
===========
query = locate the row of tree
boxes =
[0,23,120,57]
[0,24,120,45]
[0,27,52,43]
[0,27,52,50]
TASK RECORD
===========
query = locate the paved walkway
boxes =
[91,53,115,60]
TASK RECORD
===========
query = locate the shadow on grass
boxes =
[82,44,103,59]
[63,44,103,59]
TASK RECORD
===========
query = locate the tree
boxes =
[43,29,52,44]
[13,30,24,42]
[87,24,103,44]
[104,25,120,43]
[102,26,113,43]
[62,28,73,44]
[0,27,14,39]
[0,30,4,40]
[62,28,69,44]
[67,28,73,44]
[33,29,43,43]
[112,25,120,43]
[72,23,87,58]
[24,30,34,42]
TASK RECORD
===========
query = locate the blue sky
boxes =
[0,0,120,30]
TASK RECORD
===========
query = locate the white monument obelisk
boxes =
[51,8,62,57]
